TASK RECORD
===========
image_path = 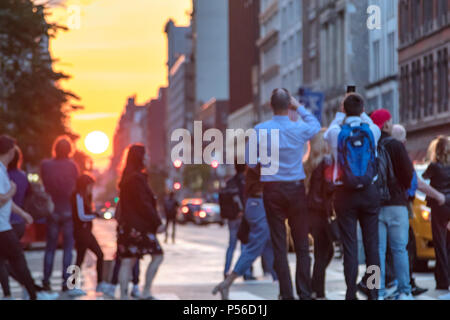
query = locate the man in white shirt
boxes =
[0,135,57,300]
[324,94,381,300]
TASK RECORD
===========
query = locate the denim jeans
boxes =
[224,218,252,278]
[43,214,74,287]
[233,198,275,278]
[378,206,411,297]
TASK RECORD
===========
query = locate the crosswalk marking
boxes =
[229,291,265,300]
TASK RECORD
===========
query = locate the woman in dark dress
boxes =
[423,136,450,298]
[117,144,164,300]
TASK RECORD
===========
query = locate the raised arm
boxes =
[290,96,321,140]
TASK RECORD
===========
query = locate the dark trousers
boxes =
[310,211,334,298]
[334,184,380,300]
[165,217,176,243]
[0,230,37,300]
[263,181,312,300]
[111,254,140,285]
[75,230,104,284]
[0,223,26,297]
[430,205,450,289]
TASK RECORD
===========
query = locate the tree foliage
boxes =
[0,0,80,168]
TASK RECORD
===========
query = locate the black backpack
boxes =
[218,177,242,220]
[376,137,396,204]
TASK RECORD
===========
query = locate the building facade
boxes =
[302,0,321,92]
[164,20,193,71]
[147,87,168,169]
[258,0,282,120]
[317,0,370,125]
[280,0,303,96]
[398,0,449,160]
[366,0,400,122]
[193,0,230,107]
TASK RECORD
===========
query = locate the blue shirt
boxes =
[250,106,321,182]
[41,158,79,215]
[8,169,29,225]
[0,162,12,232]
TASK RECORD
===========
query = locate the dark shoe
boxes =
[411,285,428,296]
[357,281,369,298]
[42,282,51,292]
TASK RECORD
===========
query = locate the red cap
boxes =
[370,109,392,129]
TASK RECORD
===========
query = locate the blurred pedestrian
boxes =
[41,136,81,295]
[304,129,335,300]
[255,89,320,300]
[0,136,57,300]
[423,136,450,295]
[0,146,29,299]
[219,162,254,281]
[163,192,179,244]
[117,145,164,300]
[213,164,276,300]
[370,109,414,300]
[71,173,108,294]
[324,94,381,300]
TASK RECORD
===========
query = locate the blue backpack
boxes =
[337,123,377,189]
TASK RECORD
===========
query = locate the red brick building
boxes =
[398,0,450,161]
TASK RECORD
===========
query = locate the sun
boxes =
[84,131,109,155]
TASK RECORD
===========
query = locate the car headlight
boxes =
[420,206,431,221]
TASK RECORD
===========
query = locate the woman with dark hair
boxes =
[117,144,164,300]
[71,173,108,294]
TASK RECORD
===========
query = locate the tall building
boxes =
[366,0,400,122]
[280,0,303,96]
[398,0,449,160]
[228,0,260,131]
[302,0,321,92]
[147,87,168,169]
[193,0,230,107]
[258,0,282,121]
[164,20,193,71]
[317,0,370,125]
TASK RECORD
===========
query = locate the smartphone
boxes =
[347,85,356,93]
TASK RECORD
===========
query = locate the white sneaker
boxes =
[438,292,450,300]
[104,284,117,298]
[37,291,59,300]
[131,285,141,299]
[96,282,109,294]
[397,293,414,300]
[65,288,87,297]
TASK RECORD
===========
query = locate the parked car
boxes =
[194,203,224,226]
[177,198,203,224]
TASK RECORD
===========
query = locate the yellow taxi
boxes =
[409,164,435,271]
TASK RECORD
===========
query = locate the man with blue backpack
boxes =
[324,93,381,300]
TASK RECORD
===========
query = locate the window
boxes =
[423,54,434,117]
[423,0,433,33]
[438,48,449,112]
[388,32,396,75]
[437,0,448,26]
[400,65,411,122]
[373,40,381,81]
[367,96,379,113]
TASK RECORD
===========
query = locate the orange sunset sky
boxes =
[45,0,192,170]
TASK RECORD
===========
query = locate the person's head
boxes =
[391,124,407,144]
[270,88,291,115]
[76,173,96,198]
[234,158,246,175]
[433,136,450,165]
[370,109,393,134]
[52,135,74,159]
[7,146,23,171]
[343,93,365,117]
[119,144,147,186]
[0,135,16,166]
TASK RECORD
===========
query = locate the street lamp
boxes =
[173,159,183,169]
[211,160,219,169]
[173,182,181,191]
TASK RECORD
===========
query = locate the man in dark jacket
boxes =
[164,192,179,244]
[371,109,414,300]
